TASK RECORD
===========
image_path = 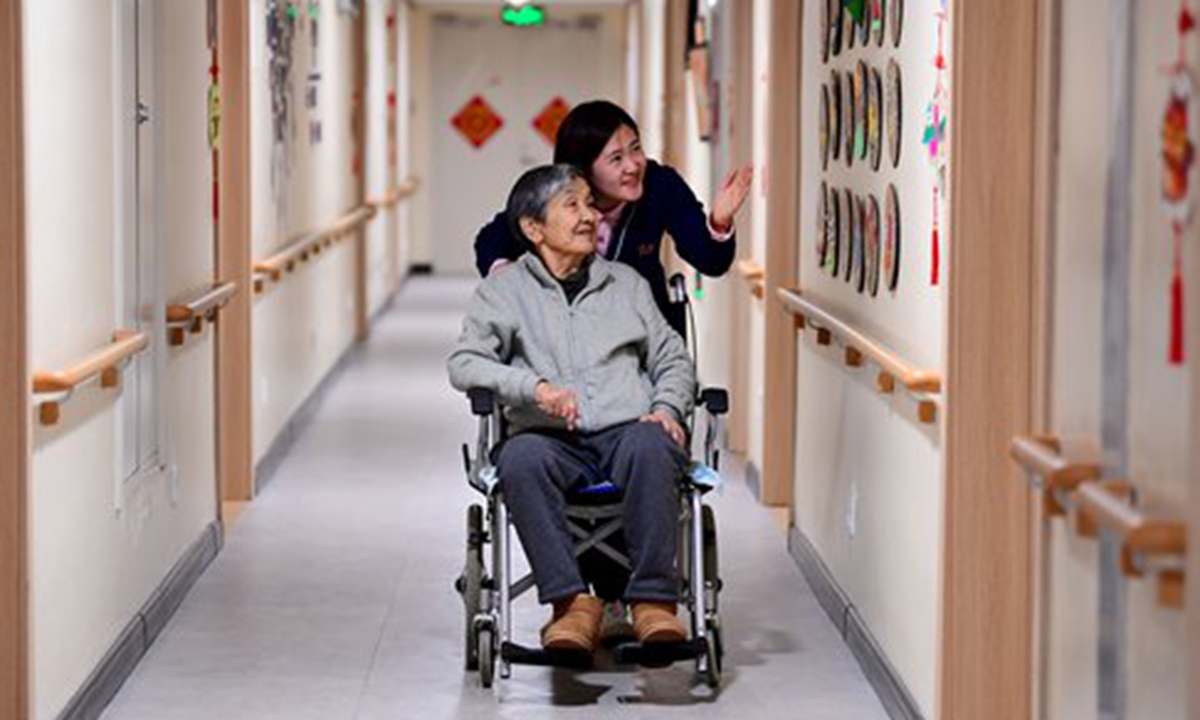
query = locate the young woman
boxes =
[474,100,753,334]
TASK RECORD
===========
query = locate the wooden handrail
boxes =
[166,282,238,346]
[1009,435,1104,516]
[32,330,149,426]
[737,260,766,282]
[778,286,942,392]
[253,205,375,293]
[367,176,420,210]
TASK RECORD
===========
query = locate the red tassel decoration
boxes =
[1170,229,1186,364]
[931,194,941,286]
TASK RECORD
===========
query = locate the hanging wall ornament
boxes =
[922,0,950,286]
[821,84,831,170]
[1162,1,1196,365]
[884,184,902,291]
[890,0,904,48]
[855,61,869,161]
[887,60,903,168]
[827,184,842,276]
[831,0,844,57]
[865,194,882,297]
[817,182,830,267]
[844,69,856,167]
[853,196,868,292]
[830,71,843,161]
[869,66,883,171]
[841,188,855,281]
[872,0,886,47]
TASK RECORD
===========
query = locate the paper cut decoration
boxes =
[533,97,571,146]
[841,188,854,280]
[869,66,883,171]
[884,184,902,291]
[452,95,505,149]
[887,60,903,168]
[827,184,841,276]
[872,0,886,47]
[817,182,830,267]
[830,71,843,161]
[821,85,831,170]
[922,0,950,286]
[865,194,881,296]
[1162,0,1196,364]
[890,0,904,48]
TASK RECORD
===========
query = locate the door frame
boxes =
[759,0,801,509]
[217,0,254,503]
[0,0,28,717]
[940,0,1041,717]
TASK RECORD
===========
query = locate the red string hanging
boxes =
[1171,227,1186,364]
[931,194,941,286]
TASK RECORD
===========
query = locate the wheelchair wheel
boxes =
[477,626,495,688]
[461,504,484,671]
[702,505,720,608]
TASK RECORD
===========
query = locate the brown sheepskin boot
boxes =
[541,594,604,652]
[631,601,688,644]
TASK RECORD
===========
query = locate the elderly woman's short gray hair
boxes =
[506,164,586,242]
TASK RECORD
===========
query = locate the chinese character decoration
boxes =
[921,0,949,287]
[452,95,505,149]
[1162,1,1196,365]
[532,97,571,146]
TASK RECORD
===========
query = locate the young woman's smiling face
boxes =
[588,125,646,208]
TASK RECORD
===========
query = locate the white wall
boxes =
[250,0,363,463]
[1043,2,1190,718]
[792,0,947,714]
[24,0,217,716]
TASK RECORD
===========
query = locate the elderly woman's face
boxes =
[524,177,599,262]
[589,125,646,207]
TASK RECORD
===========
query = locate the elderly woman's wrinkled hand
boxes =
[535,381,580,430]
[639,410,686,448]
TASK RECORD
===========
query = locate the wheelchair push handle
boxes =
[698,388,729,415]
[468,387,495,416]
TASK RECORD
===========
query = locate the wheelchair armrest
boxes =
[467,387,495,416]
[698,388,729,416]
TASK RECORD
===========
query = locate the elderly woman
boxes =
[448,164,695,653]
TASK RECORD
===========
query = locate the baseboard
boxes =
[787,526,925,720]
[408,262,433,275]
[255,342,361,491]
[58,521,223,720]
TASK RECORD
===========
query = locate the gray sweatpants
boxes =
[495,421,687,605]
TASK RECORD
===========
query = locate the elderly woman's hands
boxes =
[639,410,687,447]
[535,381,580,430]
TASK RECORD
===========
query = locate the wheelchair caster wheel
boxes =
[463,504,484,671]
[477,627,495,688]
[700,619,723,688]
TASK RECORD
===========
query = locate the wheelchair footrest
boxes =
[612,638,707,668]
[500,642,595,669]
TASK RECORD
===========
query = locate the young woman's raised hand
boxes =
[710,164,755,232]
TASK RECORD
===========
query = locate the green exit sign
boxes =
[502,4,545,27]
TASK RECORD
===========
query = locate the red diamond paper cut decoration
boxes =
[532,97,571,146]
[452,95,504,149]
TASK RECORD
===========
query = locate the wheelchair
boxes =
[455,383,728,689]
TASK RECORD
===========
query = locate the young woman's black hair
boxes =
[552,100,640,172]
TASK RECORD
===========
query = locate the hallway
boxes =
[98,277,887,720]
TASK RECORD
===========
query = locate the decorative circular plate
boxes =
[855,61,869,161]
[852,195,866,292]
[843,69,856,167]
[873,0,887,47]
[841,188,854,281]
[869,66,883,171]
[884,183,901,291]
[865,194,881,297]
[816,181,829,267]
[890,0,904,48]
[830,70,843,161]
[830,0,844,57]
[820,84,831,170]
[887,59,902,168]
[827,184,841,276]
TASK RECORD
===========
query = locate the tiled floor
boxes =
[100,277,887,720]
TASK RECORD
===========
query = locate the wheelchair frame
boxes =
[456,386,729,689]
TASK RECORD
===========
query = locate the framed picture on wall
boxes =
[844,0,857,51]
[887,60,903,168]
[830,0,844,57]
[853,195,866,293]
[830,70,843,161]
[841,188,854,281]
[844,69,856,166]
[859,0,871,47]
[884,183,902,291]
[890,0,904,48]
[869,65,883,171]
[827,184,841,276]
[821,0,831,63]
[817,182,829,266]
[872,0,886,47]
[855,61,869,161]
[865,194,881,296]
[821,84,831,170]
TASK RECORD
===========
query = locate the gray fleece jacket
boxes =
[447,253,695,434]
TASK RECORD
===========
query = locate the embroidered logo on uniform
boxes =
[637,243,655,257]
